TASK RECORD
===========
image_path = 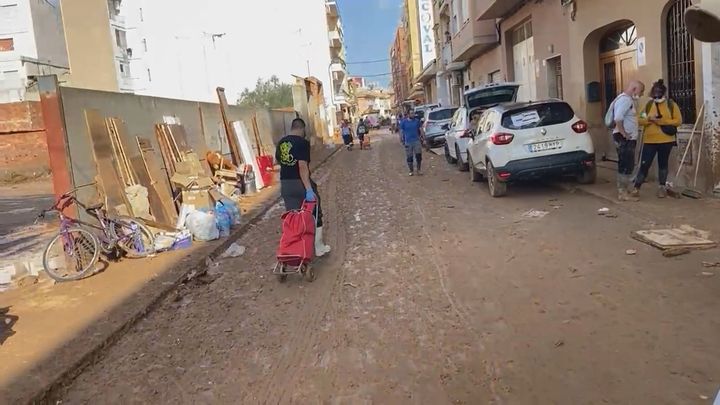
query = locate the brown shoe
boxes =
[618,189,639,202]
[629,188,640,198]
[657,186,668,198]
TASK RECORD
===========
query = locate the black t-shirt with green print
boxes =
[275,135,310,180]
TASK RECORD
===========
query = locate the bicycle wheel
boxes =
[42,227,100,282]
[109,216,156,258]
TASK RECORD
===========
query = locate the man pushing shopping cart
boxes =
[273,118,331,282]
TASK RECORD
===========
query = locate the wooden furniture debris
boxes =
[106,117,139,187]
[216,87,243,166]
[84,109,130,215]
[134,136,178,227]
[631,225,716,251]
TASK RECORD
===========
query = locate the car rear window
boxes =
[501,102,575,130]
[428,108,458,121]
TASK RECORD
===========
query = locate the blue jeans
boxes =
[405,141,423,171]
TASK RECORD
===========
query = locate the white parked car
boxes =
[445,83,519,172]
[422,106,458,148]
[466,99,596,197]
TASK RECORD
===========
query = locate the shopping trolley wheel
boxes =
[303,264,316,282]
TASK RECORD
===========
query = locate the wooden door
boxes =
[600,47,637,113]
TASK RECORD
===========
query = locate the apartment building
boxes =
[390,25,409,108]
[355,88,392,117]
[61,0,137,93]
[327,0,350,126]
[0,0,68,102]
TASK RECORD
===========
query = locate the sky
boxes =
[337,0,403,89]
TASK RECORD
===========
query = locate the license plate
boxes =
[529,140,562,153]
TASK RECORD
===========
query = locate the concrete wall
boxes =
[28,0,68,68]
[499,0,571,100]
[468,45,502,85]
[57,87,281,203]
[60,0,119,92]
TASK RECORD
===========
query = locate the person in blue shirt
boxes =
[399,112,425,176]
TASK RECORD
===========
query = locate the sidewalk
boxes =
[0,145,339,404]
[560,162,720,236]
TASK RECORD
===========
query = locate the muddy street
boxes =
[59,130,720,404]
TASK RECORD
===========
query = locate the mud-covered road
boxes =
[59,130,720,404]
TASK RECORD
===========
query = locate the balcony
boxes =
[328,29,342,48]
[451,18,498,62]
[330,61,346,73]
[476,0,524,20]
[438,0,449,13]
[109,13,126,28]
[326,0,338,17]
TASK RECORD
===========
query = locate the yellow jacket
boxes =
[639,99,683,144]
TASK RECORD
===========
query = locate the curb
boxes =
[29,145,341,404]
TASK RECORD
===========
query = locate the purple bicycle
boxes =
[39,183,155,282]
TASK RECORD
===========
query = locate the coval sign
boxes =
[418,0,436,68]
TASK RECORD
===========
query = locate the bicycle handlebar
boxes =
[39,182,98,216]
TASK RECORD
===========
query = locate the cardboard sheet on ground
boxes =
[232,121,264,190]
[631,225,716,250]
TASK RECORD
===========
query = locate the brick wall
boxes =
[0,102,44,133]
[0,102,48,181]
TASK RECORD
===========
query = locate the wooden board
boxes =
[106,118,139,186]
[155,125,177,177]
[131,156,174,227]
[137,136,178,225]
[216,87,243,166]
[631,227,717,250]
[84,109,128,215]
[166,124,191,154]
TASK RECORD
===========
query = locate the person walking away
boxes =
[610,80,645,201]
[390,114,398,133]
[340,120,354,151]
[356,118,368,150]
[629,79,682,198]
[399,112,424,176]
[275,118,331,256]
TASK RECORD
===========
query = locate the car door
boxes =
[468,111,489,168]
[446,108,463,156]
[477,111,499,167]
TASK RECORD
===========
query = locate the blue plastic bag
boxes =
[214,202,232,238]
[219,198,241,226]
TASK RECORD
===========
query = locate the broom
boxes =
[670,103,705,198]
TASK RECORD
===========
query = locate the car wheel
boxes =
[468,154,482,182]
[487,161,507,197]
[577,166,597,185]
[456,145,469,172]
[445,143,457,164]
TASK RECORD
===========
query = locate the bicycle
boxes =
[38,183,156,282]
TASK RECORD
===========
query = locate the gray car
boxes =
[422,107,458,148]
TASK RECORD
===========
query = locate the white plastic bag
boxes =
[185,210,219,241]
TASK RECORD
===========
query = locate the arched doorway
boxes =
[600,23,638,113]
[666,0,696,124]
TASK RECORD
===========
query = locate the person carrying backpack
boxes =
[356,118,368,150]
[630,79,682,199]
[340,120,354,151]
[605,80,645,201]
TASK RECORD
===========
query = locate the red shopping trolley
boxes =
[273,200,317,282]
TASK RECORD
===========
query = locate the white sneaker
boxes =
[315,226,331,257]
[409,172,414,176]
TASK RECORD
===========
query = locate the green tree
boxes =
[237,76,293,109]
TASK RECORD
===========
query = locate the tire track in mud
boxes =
[378,137,504,402]
[253,149,351,405]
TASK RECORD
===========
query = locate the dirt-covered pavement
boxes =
[59,130,720,404]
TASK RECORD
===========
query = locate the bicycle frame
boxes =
[42,184,143,256]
